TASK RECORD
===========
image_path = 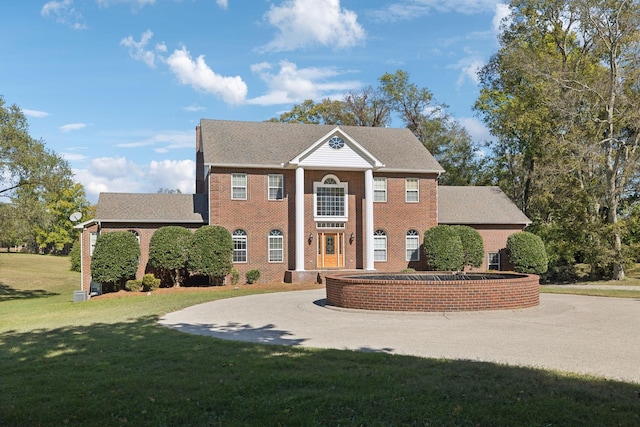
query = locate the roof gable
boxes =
[289,127,384,170]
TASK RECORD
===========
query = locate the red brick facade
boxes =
[325,272,540,312]
[208,168,440,283]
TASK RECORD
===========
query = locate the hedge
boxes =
[148,226,192,287]
[188,225,233,285]
[90,231,140,292]
[452,225,484,268]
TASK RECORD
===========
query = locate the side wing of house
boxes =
[77,193,207,293]
[437,186,531,271]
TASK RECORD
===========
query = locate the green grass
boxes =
[2,254,640,426]
[541,263,640,298]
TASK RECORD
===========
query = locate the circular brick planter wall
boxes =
[325,272,540,312]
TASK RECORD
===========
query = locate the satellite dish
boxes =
[69,212,82,222]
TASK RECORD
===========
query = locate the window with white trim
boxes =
[268,229,284,263]
[488,252,500,270]
[373,177,387,202]
[314,175,348,221]
[405,178,419,202]
[268,174,284,200]
[232,229,247,263]
[89,232,98,256]
[231,173,247,200]
[374,229,387,262]
[406,229,420,261]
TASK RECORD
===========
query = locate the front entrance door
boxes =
[317,232,344,268]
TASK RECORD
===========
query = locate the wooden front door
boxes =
[317,232,344,268]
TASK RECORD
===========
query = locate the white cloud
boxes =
[95,0,156,10]
[116,131,193,151]
[216,0,228,10]
[41,0,87,30]
[261,0,366,51]
[23,109,49,118]
[120,29,166,68]
[493,3,511,35]
[447,48,484,87]
[370,0,501,21]
[59,123,87,132]
[165,46,248,105]
[61,152,87,162]
[459,117,493,143]
[247,60,361,106]
[73,157,195,202]
[148,160,195,193]
[182,105,207,112]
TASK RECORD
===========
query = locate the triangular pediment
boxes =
[288,127,384,169]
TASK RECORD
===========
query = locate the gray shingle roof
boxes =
[438,186,531,225]
[95,193,207,223]
[199,119,445,173]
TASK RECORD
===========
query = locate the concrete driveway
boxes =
[159,290,640,384]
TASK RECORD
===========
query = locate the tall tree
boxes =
[380,70,488,185]
[1,95,82,251]
[475,0,640,280]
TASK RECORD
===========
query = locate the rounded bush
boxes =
[148,226,192,287]
[507,231,549,274]
[423,225,464,271]
[90,231,140,292]
[452,225,484,269]
[246,269,261,284]
[188,225,233,285]
[142,273,160,292]
[125,279,143,292]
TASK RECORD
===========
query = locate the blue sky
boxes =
[1,0,509,203]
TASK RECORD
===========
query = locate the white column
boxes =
[295,166,305,271]
[364,168,375,270]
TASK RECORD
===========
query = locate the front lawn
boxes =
[1,253,639,426]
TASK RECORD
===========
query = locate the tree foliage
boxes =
[507,231,549,275]
[1,95,87,253]
[423,226,465,271]
[475,0,640,280]
[452,225,484,269]
[148,226,192,287]
[90,232,140,292]
[187,226,233,285]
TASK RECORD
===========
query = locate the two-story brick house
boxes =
[77,119,530,291]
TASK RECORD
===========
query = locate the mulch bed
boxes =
[91,282,324,299]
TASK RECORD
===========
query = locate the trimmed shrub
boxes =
[69,241,81,272]
[188,225,233,285]
[246,269,261,284]
[452,225,484,269]
[230,268,240,285]
[90,231,140,292]
[125,279,143,292]
[423,225,464,271]
[148,226,192,287]
[142,273,160,292]
[507,231,549,274]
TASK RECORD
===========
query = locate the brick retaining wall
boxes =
[325,273,539,312]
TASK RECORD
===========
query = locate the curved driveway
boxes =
[159,290,640,384]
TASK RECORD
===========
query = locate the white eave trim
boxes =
[94,218,206,224]
[74,219,98,229]
[204,162,284,169]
